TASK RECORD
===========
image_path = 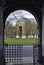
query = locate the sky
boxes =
[6,10,36,26]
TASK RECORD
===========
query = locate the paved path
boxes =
[23,46,33,57]
[23,57,33,63]
[23,46,33,63]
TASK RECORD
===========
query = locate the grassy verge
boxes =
[4,38,38,45]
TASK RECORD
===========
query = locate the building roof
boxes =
[17,17,36,23]
[17,17,30,23]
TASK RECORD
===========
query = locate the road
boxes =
[23,46,33,57]
[23,46,33,63]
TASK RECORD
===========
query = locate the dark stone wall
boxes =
[0,6,4,65]
[3,1,42,65]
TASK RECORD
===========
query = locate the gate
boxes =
[4,44,23,65]
[33,44,40,65]
[4,44,40,65]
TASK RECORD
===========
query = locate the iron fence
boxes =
[33,44,40,65]
[4,43,40,65]
[4,44,23,65]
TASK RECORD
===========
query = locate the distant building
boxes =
[16,17,36,35]
[4,17,36,39]
[16,17,29,35]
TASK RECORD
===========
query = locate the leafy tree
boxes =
[25,23,31,38]
[25,22,37,39]
[30,22,37,39]
[4,21,14,38]
[13,24,18,38]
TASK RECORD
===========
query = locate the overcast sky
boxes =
[6,10,35,26]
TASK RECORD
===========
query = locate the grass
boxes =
[4,38,38,45]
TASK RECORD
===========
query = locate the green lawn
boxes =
[4,38,38,45]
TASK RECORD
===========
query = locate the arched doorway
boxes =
[4,10,38,44]
[4,9,42,65]
[19,26,22,38]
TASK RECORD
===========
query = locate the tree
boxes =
[30,22,37,39]
[4,21,15,39]
[12,25,18,38]
[25,22,31,38]
[25,22,37,39]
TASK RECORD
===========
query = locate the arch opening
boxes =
[4,9,41,65]
[4,10,39,45]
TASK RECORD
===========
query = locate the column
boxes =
[42,5,44,65]
[0,6,4,65]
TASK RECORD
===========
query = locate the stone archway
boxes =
[0,1,42,64]
[4,7,42,64]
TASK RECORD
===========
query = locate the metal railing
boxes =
[4,43,40,65]
[4,44,23,65]
[33,44,40,65]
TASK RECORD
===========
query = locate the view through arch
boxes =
[4,10,38,45]
[4,10,40,65]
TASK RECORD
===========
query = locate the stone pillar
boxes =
[42,5,44,65]
[0,6,4,65]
